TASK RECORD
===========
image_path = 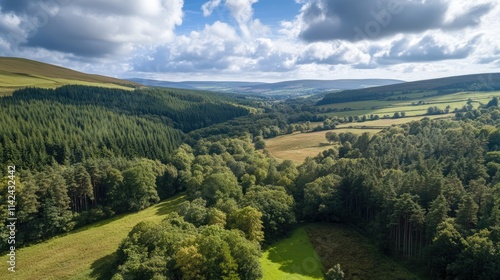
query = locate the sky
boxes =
[0,0,499,82]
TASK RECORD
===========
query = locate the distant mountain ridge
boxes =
[129,78,404,97]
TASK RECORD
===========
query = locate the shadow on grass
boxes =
[70,213,129,234]
[90,252,118,280]
[73,193,185,235]
[155,194,186,216]
[265,227,323,278]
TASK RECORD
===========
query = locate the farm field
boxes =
[0,194,186,280]
[266,128,378,164]
[319,91,500,117]
[260,226,324,280]
[306,223,422,280]
[266,114,454,163]
[335,114,453,128]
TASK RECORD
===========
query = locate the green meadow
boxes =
[0,194,186,280]
[260,226,324,280]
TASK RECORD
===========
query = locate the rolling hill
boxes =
[0,57,141,95]
[319,73,500,105]
[130,78,404,97]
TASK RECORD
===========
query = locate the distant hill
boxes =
[319,73,500,105]
[0,57,141,95]
[130,78,404,98]
[128,79,265,90]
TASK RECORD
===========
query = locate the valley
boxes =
[2,1,500,279]
[1,57,500,280]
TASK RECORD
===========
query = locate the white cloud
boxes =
[225,0,257,24]
[0,0,184,57]
[202,0,222,16]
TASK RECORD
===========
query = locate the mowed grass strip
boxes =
[306,223,422,280]
[261,226,324,280]
[266,128,380,164]
[0,194,185,280]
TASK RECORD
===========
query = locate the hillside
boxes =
[0,194,186,280]
[130,78,404,98]
[319,73,500,105]
[0,57,141,95]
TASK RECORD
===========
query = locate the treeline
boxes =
[0,100,183,169]
[318,89,395,104]
[9,86,251,132]
[0,157,182,248]
[190,113,314,140]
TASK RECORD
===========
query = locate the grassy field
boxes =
[335,114,453,129]
[0,57,140,95]
[306,223,423,280]
[261,226,324,280]
[0,194,186,280]
[266,114,454,164]
[266,128,378,164]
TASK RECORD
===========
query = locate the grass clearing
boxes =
[306,223,423,280]
[261,226,324,280]
[0,194,186,280]
[266,128,379,164]
[267,114,453,164]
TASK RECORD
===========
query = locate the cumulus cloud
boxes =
[296,41,369,65]
[0,0,184,57]
[295,0,494,42]
[202,0,221,16]
[225,0,257,24]
[445,3,494,30]
[375,35,479,64]
[200,0,266,37]
[133,0,278,75]
[132,20,294,74]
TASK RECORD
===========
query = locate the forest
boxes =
[1,84,500,279]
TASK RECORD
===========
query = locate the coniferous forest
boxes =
[1,84,500,280]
